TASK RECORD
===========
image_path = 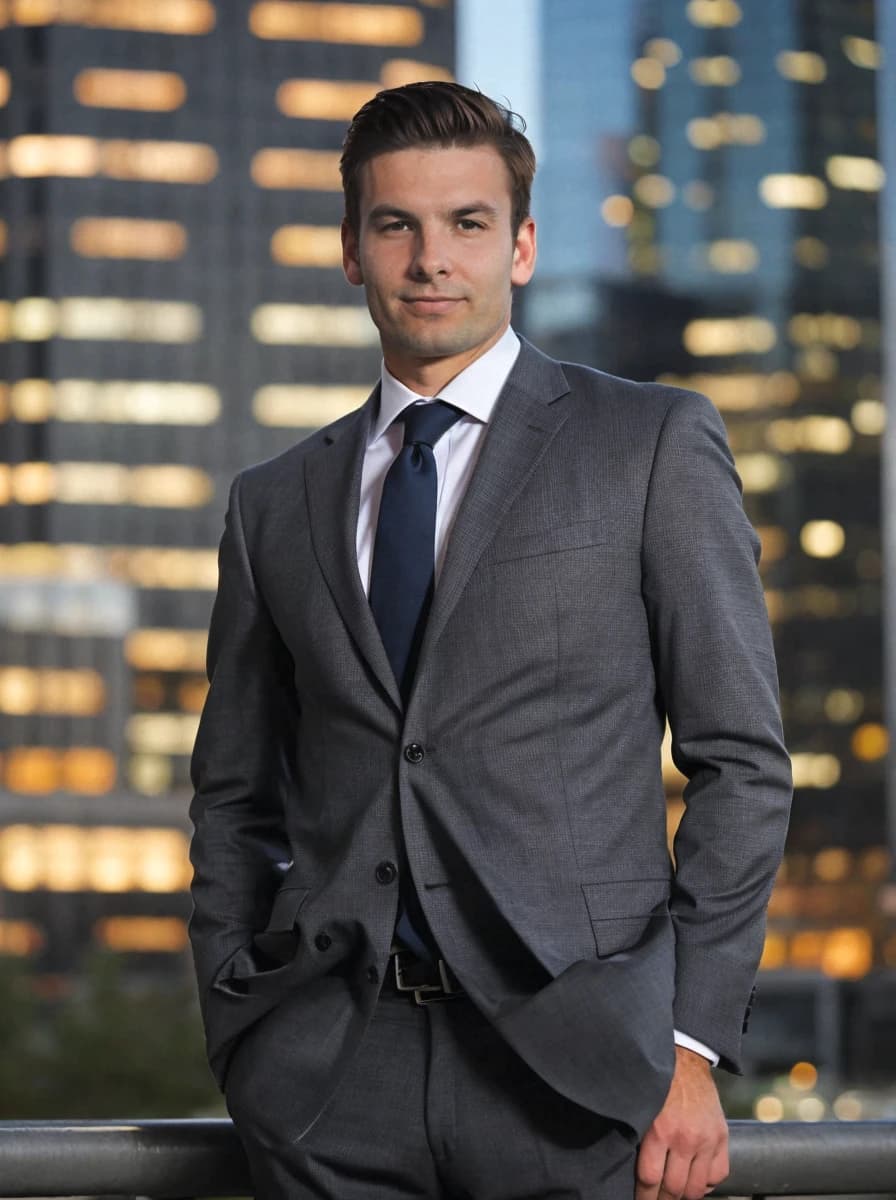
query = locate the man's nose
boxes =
[409,228,450,278]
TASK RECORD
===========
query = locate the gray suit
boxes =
[189,338,791,1146]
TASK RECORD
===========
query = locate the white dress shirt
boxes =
[355,324,718,1067]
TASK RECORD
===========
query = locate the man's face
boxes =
[342,143,536,388]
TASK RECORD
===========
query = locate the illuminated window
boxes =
[276,79,379,120]
[630,58,665,89]
[755,526,788,563]
[766,416,852,454]
[271,224,343,267]
[3,748,116,795]
[251,147,341,190]
[851,723,888,762]
[253,383,369,427]
[71,217,188,259]
[842,36,882,69]
[8,134,99,176]
[95,917,188,952]
[800,520,845,558]
[822,929,872,979]
[824,689,864,722]
[686,0,741,27]
[379,59,452,88]
[689,56,741,85]
[0,542,218,589]
[683,316,776,356]
[12,378,221,425]
[250,2,423,45]
[851,399,885,436]
[74,69,186,111]
[100,140,217,183]
[251,303,378,346]
[776,51,827,83]
[760,174,828,209]
[2,461,213,507]
[705,239,758,273]
[178,677,209,713]
[59,298,202,342]
[0,667,105,715]
[125,628,208,671]
[734,453,789,494]
[789,312,862,348]
[128,754,173,796]
[126,712,201,755]
[11,0,215,34]
[0,69,9,106]
[0,825,192,893]
[826,155,885,191]
[790,751,841,788]
[687,113,765,149]
[0,920,43,956]
[600,195,634,227]
[633,174,675,207]
[813,848,852,882]
[643,38,681,66]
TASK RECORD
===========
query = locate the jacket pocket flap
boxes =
[582,878,670,958]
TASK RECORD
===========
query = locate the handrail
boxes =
[0,1119,895,1197]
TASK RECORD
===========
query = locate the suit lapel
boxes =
[414,340,571,683]
[304,388,403,711]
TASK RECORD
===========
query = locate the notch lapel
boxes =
[413,341,571,685]
[304,389,403,711]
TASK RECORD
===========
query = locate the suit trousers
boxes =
[225,982,638,1200]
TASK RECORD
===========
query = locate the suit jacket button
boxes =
[404,743,425,764]
[375,861,397,885]
[366,965,379,984]
[314,932,332,952]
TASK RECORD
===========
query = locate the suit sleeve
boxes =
[188,473,298,1031]
[640,389,792,1072]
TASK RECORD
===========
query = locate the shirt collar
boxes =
[371,325,521,443]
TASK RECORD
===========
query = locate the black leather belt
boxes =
[387,948,465,1005]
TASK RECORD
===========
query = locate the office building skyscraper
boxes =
[0,1,454,969]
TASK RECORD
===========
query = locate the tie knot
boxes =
[400,400,463,449]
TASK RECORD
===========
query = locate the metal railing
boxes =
[0,1119,895,1197]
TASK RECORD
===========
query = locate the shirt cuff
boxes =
[673,1029,720,1066]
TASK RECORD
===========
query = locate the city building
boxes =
[0,0,454,972]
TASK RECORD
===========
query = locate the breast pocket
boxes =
[582,878,671,958]
[487,519,606,564]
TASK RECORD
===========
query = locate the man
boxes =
[189,82,792,1200]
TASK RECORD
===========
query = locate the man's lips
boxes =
[401,296,463,313]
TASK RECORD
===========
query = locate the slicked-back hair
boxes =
[340,81,536,236]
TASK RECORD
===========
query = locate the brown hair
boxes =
[340,81,536,235]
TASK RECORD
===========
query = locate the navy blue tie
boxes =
[369,399,462,958]
[370,400,463,702]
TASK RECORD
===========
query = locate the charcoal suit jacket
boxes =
[188,337,792,1141]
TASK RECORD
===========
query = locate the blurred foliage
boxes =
[0,953,223,1117]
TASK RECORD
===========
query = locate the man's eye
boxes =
[458,219,483,230]
[382,220,410,232]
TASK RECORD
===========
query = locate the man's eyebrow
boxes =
[453,204,500,219]
[367,204,416,223]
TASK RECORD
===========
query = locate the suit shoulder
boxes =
[232,404,370,501]
[559,360,721,428]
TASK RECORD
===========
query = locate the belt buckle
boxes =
[393,951,463,1005]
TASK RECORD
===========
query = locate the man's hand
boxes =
[635,1045,729,1200]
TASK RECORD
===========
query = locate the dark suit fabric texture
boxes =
[189,339,792,1177]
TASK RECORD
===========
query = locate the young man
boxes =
[189,82,792,1200]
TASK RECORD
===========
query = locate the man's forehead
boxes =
[359,144,513,206]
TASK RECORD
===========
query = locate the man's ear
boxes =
[341,218,363,286]
[510,216,537,288]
